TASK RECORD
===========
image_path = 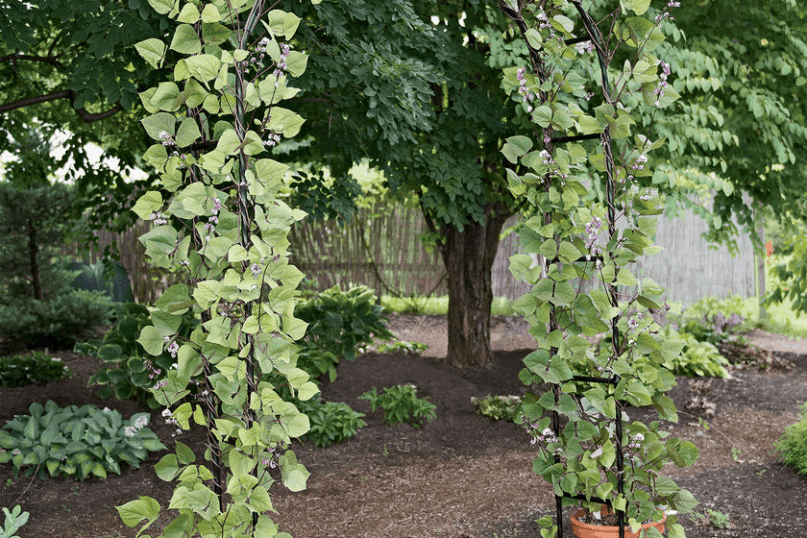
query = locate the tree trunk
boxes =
[437,202,510,368]
[27,217,42,301]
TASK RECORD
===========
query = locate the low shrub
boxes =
[77,302,199,408]
[360,384,436,428]
[0,505,28,538]
[296,398,367,447]
[775,401,807,477]
[376,340,428,355]
[295,285,394,383]
[0,401,165,481]
[665,329,730,378]
[671,295,749,346]
[0,351,71,388]
[0,287,112,348]
[471,394,522,421]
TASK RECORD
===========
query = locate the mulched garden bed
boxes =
[1,318,805,538]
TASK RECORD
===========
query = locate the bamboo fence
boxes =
[62,201,757,306]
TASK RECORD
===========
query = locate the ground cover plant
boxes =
[471,394,523,422]
[359,384,436,428]
[775,401,807,477]
[0,505,28,538]
[0,401,164,481]
[295,397,367,448]
[0,352,71,388]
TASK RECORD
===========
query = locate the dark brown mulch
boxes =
[1,322,806,538]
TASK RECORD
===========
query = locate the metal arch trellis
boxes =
[500,1,628,536]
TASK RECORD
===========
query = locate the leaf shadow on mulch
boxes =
[1,331,806,538]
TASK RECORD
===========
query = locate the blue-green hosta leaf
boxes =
[135,38,166,69]
[116,496,160,528]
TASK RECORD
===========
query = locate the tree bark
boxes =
[27,217,42,301]
[436,202,510,368]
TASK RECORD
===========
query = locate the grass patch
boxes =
[379,295,515,316]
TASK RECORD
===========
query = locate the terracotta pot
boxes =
[570,508,666,538]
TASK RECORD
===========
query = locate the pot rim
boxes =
[570,508,667,532]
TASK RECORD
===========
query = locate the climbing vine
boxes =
[117,0,320,536]
[499,0,698,536]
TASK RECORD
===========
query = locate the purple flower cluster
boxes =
[516,67,536,112]
[654,61,671,107]
[585,216,603,259]
[250,263,262,279]
[640,188,658,201]
[632,154,648,172]
[149,212,168,226]
[627,432,645,450]
[162,408,182,437]
[655,0,682,24]
[163,336,179,358]
[273,43,291,81]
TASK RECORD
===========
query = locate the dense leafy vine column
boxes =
[499,1,699,537]
[116,1,321,537]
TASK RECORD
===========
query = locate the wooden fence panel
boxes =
[62,198,756,307]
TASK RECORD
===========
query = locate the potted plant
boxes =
[497,0,700,536]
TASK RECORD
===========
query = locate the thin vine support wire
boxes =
[233,0,265,525]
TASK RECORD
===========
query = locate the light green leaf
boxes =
[132,191,163,220]
[135,38,166,69]
[141,112,176,142]
[137,326,165,356]
[502,136,533,164]
[170,24,202,55]
[185,54,221,82]
[200,4,221,23]
[116,496,160,528]
[176,3,200,23]
[262,10,302,40]
[175,117,201,147]
[147,0,177,15]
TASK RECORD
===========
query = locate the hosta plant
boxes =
[115,0,319,536]
[499,0,699,535]
[295,285,395,383]
[0,401,165,481]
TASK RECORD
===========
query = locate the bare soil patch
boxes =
[1,316,806,538]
